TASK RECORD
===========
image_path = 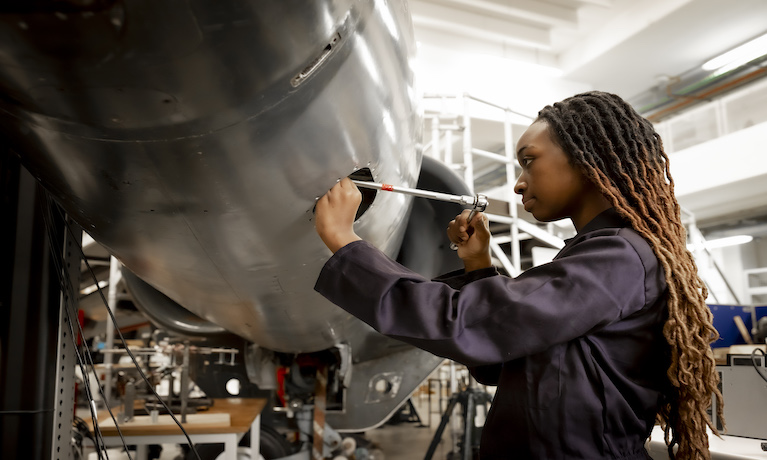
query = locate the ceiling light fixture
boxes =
[701,33,767,72]
[687,234,754,251]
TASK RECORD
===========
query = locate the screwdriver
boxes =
[350,180,488,221]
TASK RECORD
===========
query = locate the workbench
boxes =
[87,397,267,460]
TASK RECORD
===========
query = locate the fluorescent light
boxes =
[687,234,754,251]
[702,33,767,71]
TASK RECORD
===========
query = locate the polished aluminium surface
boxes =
[0,0,421,353]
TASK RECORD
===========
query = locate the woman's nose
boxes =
[514,174,526,195]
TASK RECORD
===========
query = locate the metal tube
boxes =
[505,109,522,273]
[104,255,122,406]
[351,180,482,208]
[181,342,190,424]
[462,94,474,194]
[471,147,512,164]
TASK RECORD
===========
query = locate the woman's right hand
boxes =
[447,210,492,272]
[315,178,362,253]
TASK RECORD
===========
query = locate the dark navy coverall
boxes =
[315,208,669,459]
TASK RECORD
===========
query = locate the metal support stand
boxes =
[0,150,80,460]
[427,378,443,428]
[312,366,328,460]
[104,255,122,407]
[423,383,492,460]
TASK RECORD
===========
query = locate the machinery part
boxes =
[341,437,356,456]
[313,366,328,458]
[295,404,345,459]
[1,0,472,436]
[326,347,444,432]
[397,155,472,278]
[334,344,353,390]
[714,353,767,438]
[120,381,136,423]
[121,268,229,337]
[245,345,277,391]
[0,0,421,354]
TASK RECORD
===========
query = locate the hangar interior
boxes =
[2,1,767,460]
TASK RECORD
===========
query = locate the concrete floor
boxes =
[365,395,457,460]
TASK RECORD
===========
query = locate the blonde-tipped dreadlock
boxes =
[536,91,723,460]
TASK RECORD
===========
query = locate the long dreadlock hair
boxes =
[536,91,723,459]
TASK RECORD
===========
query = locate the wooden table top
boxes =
[89,397,268,437]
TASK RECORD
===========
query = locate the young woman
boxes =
[314,91,723,459]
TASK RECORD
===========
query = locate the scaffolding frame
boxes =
[423,93,564,276]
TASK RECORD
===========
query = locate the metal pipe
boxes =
[485,214,565,249]
[350,180,487,211]
[471,147,511,164]
[104,255,122,406]
[181,342,190,424]
[504,108,522,272]
[462,94,474,194]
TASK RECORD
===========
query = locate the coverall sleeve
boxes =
[314,237,648,367]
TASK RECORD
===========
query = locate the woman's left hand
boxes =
[447,210,492,271]
[315,177,362,253]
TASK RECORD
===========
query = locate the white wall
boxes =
[671,120,767,223]
[703,238,767,305]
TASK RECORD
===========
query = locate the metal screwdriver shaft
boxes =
[350,180,488,214]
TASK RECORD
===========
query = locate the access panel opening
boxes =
[349,167,376,220]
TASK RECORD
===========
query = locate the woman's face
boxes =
[513,120,608,230]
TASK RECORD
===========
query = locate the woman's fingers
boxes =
[448,209,485,246]
[314,178,364,252]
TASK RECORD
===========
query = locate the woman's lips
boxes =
[523,198,534,211]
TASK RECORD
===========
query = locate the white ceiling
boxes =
[411,0,767,100]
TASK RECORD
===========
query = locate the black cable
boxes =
[43,193,150,460]
[55,200,202,460]
[750,348,767,384]
[41,195,118,460]
[75,415,98,446]
[40,195,108,457]
[60,292,123,460]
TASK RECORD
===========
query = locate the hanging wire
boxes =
[40,193,123,460]
[750,348,767,383]
[48,195,203,460]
